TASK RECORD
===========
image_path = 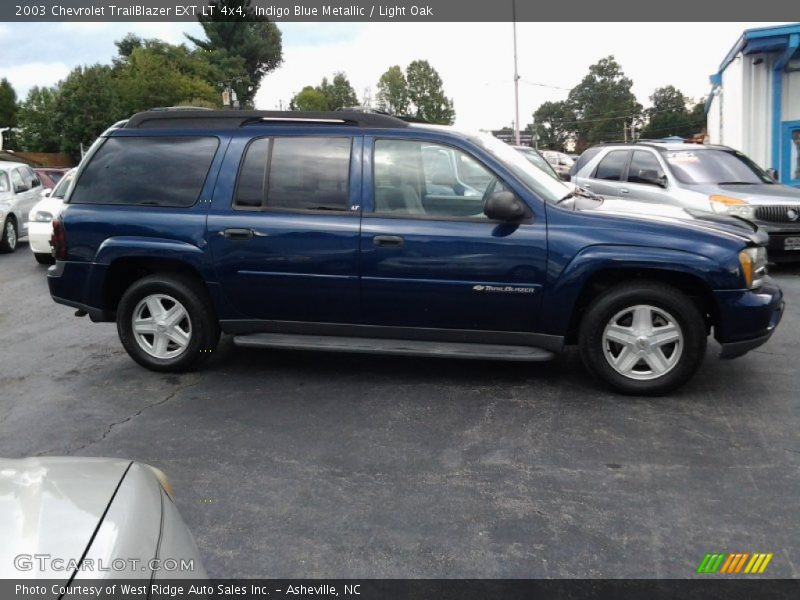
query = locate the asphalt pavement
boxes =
[1,245,799,578]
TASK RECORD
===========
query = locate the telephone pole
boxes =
[512,0,521,146]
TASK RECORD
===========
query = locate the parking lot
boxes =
[1,246,799,578]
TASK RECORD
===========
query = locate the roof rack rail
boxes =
[125,109,409,130]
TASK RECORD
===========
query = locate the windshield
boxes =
[51,170,76,199]
[516,148,559,180]
[470,133,568,203]
[662,149,772,184]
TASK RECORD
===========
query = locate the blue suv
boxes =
[47,110,784,394]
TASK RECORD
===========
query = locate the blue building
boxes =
[707,23,800,187]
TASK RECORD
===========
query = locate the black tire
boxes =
[35,252,54,265]
[578,281,707,395]
[0,217,18,253]
[116,274,220,372]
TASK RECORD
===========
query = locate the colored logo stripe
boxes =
[697,553,773,574]
[744,553,773,574]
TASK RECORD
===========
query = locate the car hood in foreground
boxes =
[0,457,131,582]
[578,196,765,246]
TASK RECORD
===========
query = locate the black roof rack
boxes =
[124,109,409,130]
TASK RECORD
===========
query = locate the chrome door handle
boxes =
[620,188,630,194]
[221,228,254,240]
[373,235,404,248]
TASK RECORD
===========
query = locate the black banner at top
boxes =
[2,0,797,22]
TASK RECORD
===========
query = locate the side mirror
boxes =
[766,168,779,182]
[560,172,572,182]
[639,169,667,188]
[484,191,531,222]
[42,188,52,198]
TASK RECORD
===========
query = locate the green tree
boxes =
[318,72,358,111]
[640,85,696,139]
[405,60,455,124]
[0,78,18,129]
[55,65,125,158]
[16,86,62,152]
[567,56,641,148]
[115,39,220,114]
[376,65,409,115]
[289,86,329,111]
[187,0,283,107]
[531,100,575,151]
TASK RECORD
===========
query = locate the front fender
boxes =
[540,244,736,337]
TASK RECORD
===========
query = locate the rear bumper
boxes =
[714,276,784,358]
[48,260,114,322]
[27,222,52,254]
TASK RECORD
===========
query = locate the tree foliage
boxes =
[567,56,641,148]
[532,100,575,152]
[55,65,124,156]
[376,66,409,115]
[0,78,18,129]
[15,34,237,157]
[16,86,61,152]
[405,60,455,125]
[187,0,283,107]
[114,39,220,114]
[640,85,705,139]
[318,72,358,111]
[289,86,329,111]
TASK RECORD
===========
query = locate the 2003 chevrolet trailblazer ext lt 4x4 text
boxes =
[47,110,784,395]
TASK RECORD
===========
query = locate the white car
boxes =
[0,161,45,253]
[0,457,207,581]
[28,168,77,264]
[541,150,575,180]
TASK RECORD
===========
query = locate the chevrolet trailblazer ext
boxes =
[47,110,784,395]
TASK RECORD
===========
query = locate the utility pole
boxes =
[512,0,521,146]
[623,120,628,143]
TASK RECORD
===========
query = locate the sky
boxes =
[0,21,788,131]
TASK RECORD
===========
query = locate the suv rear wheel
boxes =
[579,282,707,395]
[117,274,220,372]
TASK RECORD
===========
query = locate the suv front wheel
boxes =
[117,274,220,372]
[579,282,707,395]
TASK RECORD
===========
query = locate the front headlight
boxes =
[33,211,53,223]
[710,195,755,220]
[739,246,768,288]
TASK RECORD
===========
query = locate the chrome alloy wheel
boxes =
[602,304,683,381]
[132,294,192,359]
[5,220,16,250]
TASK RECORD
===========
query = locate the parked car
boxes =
[513,146,561,180]
[34,167,70,194]
[0,161,44,253]
[572,141,800,261]
[0,457,206,581]
[47,110,783,394]
[29,168,77,264]
[541,150,575,180]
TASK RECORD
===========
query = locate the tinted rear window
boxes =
[70,136,219,207]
